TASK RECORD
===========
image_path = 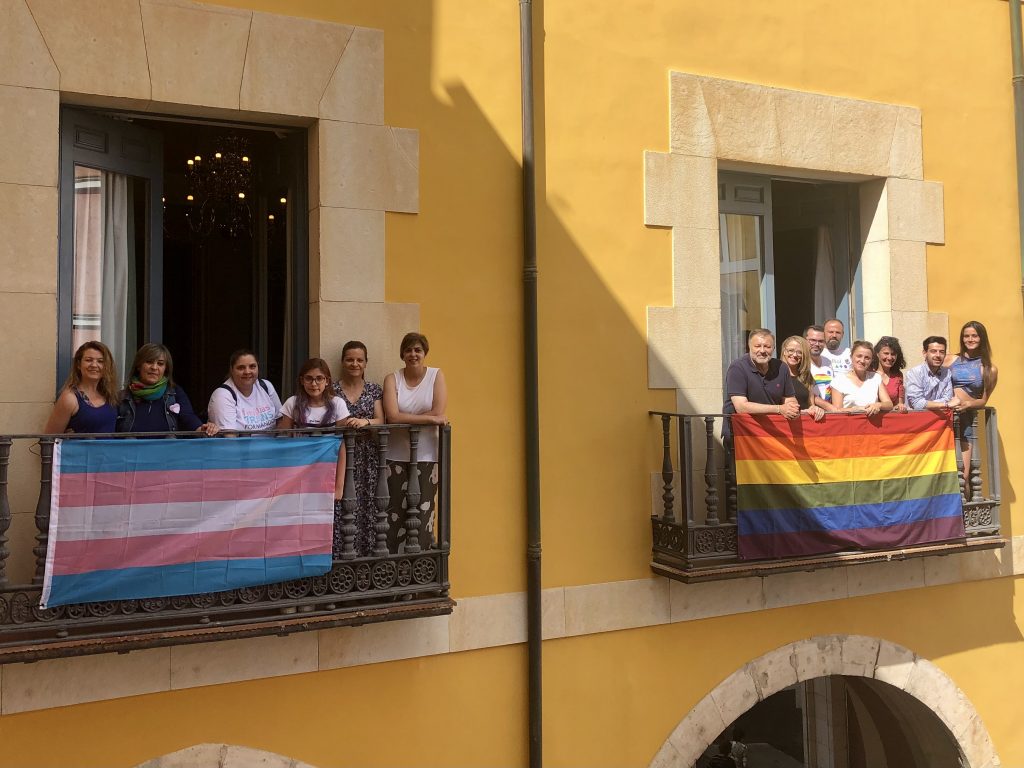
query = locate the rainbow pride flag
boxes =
[41,437,340,608]
[732,411,964,560]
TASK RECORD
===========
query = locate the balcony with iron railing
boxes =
[0,425,453,663]
[649,409,1004,582]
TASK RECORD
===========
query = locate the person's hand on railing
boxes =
[804,404,826,422]
[196,422,219,437]
[341,416,374,430]
[779,400,800,420]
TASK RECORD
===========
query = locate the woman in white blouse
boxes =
[382,332,448,553]
[831,340,894,416]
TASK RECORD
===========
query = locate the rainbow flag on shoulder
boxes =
[41,437,340,608]
[732,411,964,560]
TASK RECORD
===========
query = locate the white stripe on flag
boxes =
[51,493,336,542]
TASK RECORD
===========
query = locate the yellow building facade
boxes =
[0,0,1021,766]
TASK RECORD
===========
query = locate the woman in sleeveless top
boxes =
[872,336,908,412]
[333,340,385,557]
[44,341,119,434]
[382,332,447,554]
[944,321,998,492]
[830,340,893,416]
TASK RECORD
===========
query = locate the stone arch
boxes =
[649,635,998,768]
[134,743,318,768]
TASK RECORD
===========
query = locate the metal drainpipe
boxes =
[519,1,543,766]
[1010,0,1024,304]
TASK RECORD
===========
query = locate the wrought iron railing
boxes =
[0,425,452,662]
[649,409,1003,581]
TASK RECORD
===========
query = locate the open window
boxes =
[718,172,861,371]
[58,107,308,400]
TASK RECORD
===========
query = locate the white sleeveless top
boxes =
[388,367,440,462]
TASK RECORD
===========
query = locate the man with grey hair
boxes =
[723,329,799,420]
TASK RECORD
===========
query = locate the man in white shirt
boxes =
[822,317,852,374]
[804,324,834,403]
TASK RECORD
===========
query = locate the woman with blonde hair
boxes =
[779,335,826,421]
[44,341,119,434]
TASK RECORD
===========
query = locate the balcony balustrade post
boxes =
[0,437,11,587]
[659,415,675,523]
[339,430,358,560]
[986,408,1002,532]
[721,416,737,523]
[703,417,720,526]
[33,438,54,585]
[953,412,966,500]
[968,423,983,502]
[438,424,452,552]
[681,416,694,525]
[374,427,391,557]
[404,426,422,554]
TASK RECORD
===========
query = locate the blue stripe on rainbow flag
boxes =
[44,554,333,607]
[738,493,963,537]
[56,436,341,474]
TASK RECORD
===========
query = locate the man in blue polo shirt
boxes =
[723,328,800,420]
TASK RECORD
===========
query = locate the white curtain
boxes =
[813,225,837,323]
[72,166,131,381]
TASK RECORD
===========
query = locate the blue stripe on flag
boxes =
[737,494,963,537]
[43,554,333,607]
[57,436,341,474]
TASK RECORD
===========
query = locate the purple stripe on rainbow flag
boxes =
[41,436,341,608]
[738,515,966,560]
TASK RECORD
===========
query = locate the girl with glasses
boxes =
[277,358,350,430]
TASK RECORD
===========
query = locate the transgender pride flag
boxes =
[41,437,340,609]
[733,411,964,560]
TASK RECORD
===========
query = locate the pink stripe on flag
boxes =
[58,463,338,508]
[50,524,335,575]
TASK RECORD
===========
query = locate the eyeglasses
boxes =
[302,375,327,384]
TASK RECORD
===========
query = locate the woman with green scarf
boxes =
[115,343,218,435]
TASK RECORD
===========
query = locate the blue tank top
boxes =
[949,356,984,399]
[66,389,117,434]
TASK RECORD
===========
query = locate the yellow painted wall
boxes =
[3,0,1023,766]
[3,577,1022,767]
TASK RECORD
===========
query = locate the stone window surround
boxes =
[649,635,998,768]
[644,72,949,414]
[0,0,421,397]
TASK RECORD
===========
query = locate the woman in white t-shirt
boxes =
[207,349,283,432]
[278,358,352,540]
[382,332,448,554]
[831,340,894,416]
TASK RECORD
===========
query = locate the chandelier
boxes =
[183,134,254,238]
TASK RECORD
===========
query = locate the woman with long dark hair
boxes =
[872,336,908,412]
[945,321,998,488]
[44,341,119,434]
[115,343,218,435]
[277,357,350,429]
[333,340,385,556]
